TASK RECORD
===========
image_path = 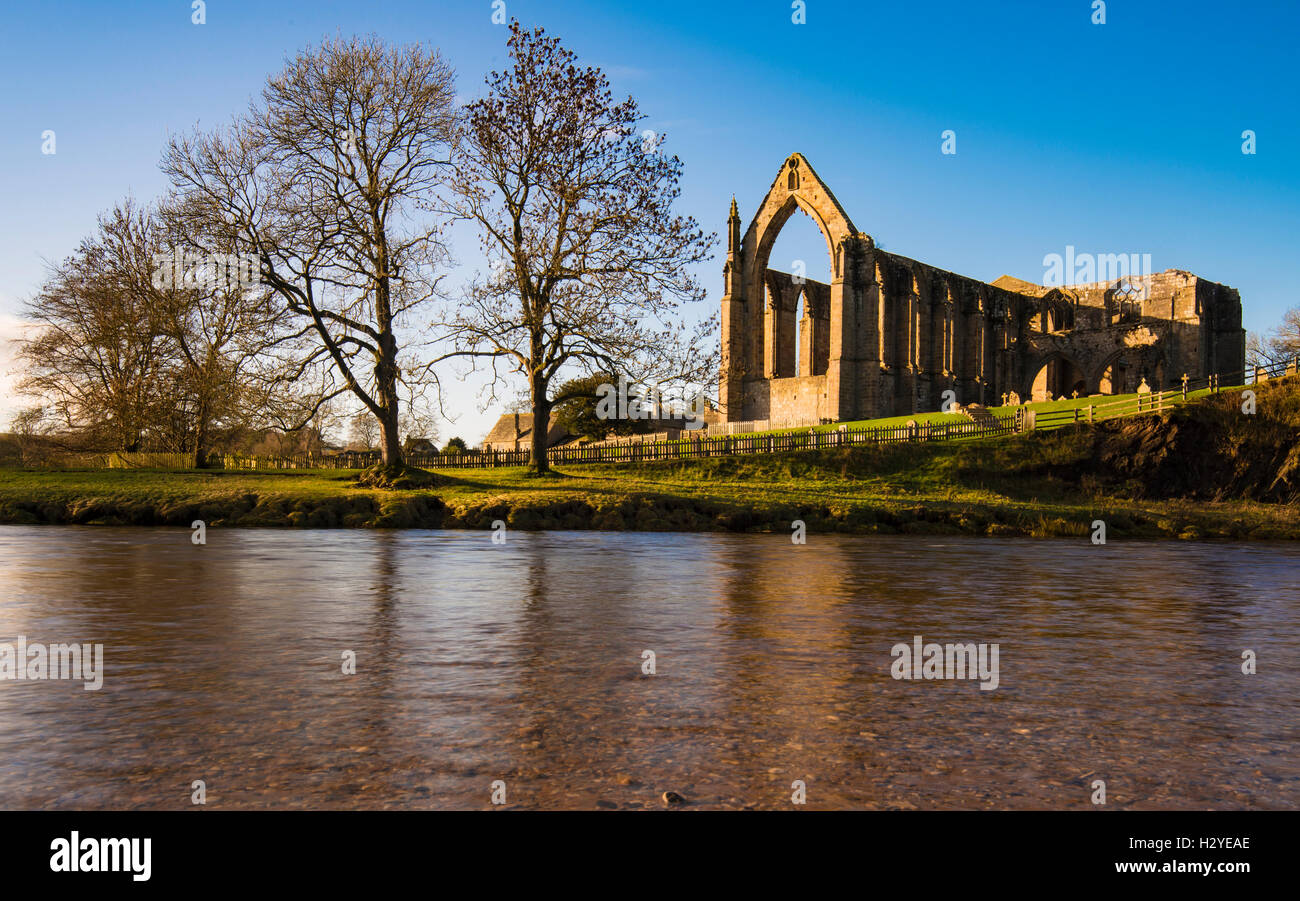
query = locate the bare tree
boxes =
[154,209,303,466]
[1248,306,1300,368]
[19,197,307,464]
[18,201,173,452]
[442,23,715,474]
[399,393,439,449]
[11,407,51,466]
[348,410,379,450]
[162,35,458,471]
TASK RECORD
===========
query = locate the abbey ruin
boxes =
[718,154,1246,425]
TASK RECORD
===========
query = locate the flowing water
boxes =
[0,526,1295,809]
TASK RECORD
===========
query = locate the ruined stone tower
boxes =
[718,154,1246,425]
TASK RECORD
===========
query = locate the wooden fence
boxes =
[41,451,197,470]
[531,415,1017,464]
[196,416,1018,471]
[27,357,1296,473]
[1030,357,1295,432]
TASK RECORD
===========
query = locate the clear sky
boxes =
[2,0,1296,440]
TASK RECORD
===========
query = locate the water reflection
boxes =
[0,527,1295,809]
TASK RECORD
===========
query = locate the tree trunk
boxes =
[379,403,402,468]
[374,323,405,468]
[193,397,209,469]
[374,254,405,470]
[528,318,551,474]
[530,391,551,475]
[193,427,207,469]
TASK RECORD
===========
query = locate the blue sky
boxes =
[2,0,1296,439]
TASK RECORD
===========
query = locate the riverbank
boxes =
[3,377,1296,538]
[0,463,1293,537]
[0,436,1293,539]
[2,465,1293,538]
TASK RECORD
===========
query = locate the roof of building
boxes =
[481,412,571,448]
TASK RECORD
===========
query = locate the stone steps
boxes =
[960,404,999,426]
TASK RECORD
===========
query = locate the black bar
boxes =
[0,810,1284,889]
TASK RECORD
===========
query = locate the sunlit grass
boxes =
[1,425,1294,539]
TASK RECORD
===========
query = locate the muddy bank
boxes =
[1023,375,1300,503]
[0,489,1294,539]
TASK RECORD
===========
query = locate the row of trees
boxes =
[16,201,331,465]
[15,23,717,474]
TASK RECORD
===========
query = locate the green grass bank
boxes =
[1,377,1296,539]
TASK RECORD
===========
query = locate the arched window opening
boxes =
[765,206,832,380]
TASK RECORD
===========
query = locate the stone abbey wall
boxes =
[718,154,1246,425]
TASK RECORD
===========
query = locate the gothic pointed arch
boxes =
[744,153,859,288]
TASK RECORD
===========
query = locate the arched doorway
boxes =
[1030,355,1086,401]
[1098,357,1129,395]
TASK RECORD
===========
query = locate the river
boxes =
[0,527,1295,809]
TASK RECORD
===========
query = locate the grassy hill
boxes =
[746,384,1226,436]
